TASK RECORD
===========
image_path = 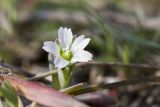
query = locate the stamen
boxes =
[60,49,72,61]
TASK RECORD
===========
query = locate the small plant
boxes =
[0,27,93,107]
[42,27,93,89]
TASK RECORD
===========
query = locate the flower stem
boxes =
[58,66,73,89]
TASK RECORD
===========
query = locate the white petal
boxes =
[42,41,60,56]
[54,57,69,68]
[77,38,91,50]
[71,37,91,53]
[71,50,93,63]
[58,27,65,47]
[48,53,54,61]
[71,35,85,52]
[64,28,73,48]
[58,27,73,48]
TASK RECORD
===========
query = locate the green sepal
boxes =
[58,65,73,89]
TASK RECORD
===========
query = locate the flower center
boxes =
[61,49,72,61]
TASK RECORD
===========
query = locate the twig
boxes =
[28,70,57,81]
[0,60,34,77]
[28,61,159,81]
[2,61,159,81]
[0,61,50,84]
[68,76,160,95]
[76,61,160,70]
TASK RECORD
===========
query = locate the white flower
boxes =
[43,27,93,69]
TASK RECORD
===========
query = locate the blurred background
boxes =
[0,0,160,107]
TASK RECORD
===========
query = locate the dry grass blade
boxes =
[68,76,160,95]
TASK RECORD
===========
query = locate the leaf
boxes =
[84,6,160,49]
[60,83,86,94]
[0,76,89,107]
[51,73,60,90]
[109,28,160,49]
[30,102,37,107]
[0,80,18,107]
[18,97,24,107]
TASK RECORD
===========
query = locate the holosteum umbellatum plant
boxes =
[43,27,93,89]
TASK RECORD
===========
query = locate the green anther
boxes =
[61,50,72,61]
